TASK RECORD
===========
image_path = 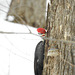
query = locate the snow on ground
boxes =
[0,0,42,74]
[0,20,42,75]
[0,0,46,75]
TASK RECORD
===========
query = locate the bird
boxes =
[34,28,46,75]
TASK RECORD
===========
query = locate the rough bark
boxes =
[7,0,46,28]
[43,0,75,75]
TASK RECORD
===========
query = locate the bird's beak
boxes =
[42,34,45,36]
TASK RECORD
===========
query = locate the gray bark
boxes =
[43,0,75,75]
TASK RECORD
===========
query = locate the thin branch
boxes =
[8,51,10,75]
[0,31,29,34]
[10,10,32,33]
[0,9,8,13]
[43,37,75,44]
[0,4,32,33]
[0,3,9,8]
[0,3,48,13]
[6,0,10,6]
[0,44,33,63]
[4,35,30,56]
[0,31,75,44]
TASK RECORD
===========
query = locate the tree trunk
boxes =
[7,0,46,28]
[43,0,75,75]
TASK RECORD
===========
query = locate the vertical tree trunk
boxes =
[43,0,75,75]
[7,0,46,28]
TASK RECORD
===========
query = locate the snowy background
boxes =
[0,20,42,75]
[0,0,50,75]
[0,0,42,75]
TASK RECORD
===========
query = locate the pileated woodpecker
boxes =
[34,28,46,75]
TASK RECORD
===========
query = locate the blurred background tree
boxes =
[7,0,46,28]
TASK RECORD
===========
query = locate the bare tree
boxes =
[43,0,75,75]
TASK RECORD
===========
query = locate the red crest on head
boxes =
[37,28,46,34]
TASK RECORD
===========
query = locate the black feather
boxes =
[34,41,45,75]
